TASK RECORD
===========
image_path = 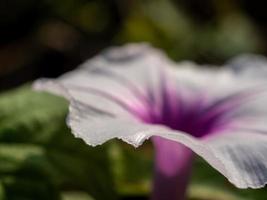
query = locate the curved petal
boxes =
[226,54,267,79]
[33,43,176,120]
[156,130,267,189]
[34,79,136,119]
[174,60,267,102]
[173,60,267,136]
[203,131,267,188]
[65,102,267,189]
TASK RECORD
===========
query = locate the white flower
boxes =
[34,44,267,200]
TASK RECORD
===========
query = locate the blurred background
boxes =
[2,0,267,90]
[0,0,267,200]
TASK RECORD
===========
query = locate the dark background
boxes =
[1,0,267,90]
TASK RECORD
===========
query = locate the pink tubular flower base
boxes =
[152,137,193,200]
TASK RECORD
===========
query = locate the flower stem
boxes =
[152,137,193,200]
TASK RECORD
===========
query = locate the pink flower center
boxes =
[133,80,252,138]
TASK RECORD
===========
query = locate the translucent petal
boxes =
[204,131,267,188]
[66,102,267,189]
[174,59,267,101]
[227,54,267,79]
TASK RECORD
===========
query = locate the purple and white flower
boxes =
[34,44,267,200]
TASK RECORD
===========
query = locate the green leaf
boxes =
[0,85,117,200]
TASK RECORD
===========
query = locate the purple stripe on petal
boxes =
[159,71,179,126]
[200,87,266,120]
[194,88,267,137]
[89,67,151,105]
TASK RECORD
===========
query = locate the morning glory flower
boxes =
[34,44,267,200]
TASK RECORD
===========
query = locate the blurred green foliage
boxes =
[43,0,262,61]
[0,86,266,200]
[0,86,116,200]
[1,0,267,90]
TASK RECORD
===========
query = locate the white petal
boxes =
[227,54,267,79]
[204,131,267,188]
[33,43,174,118]
[173,59,267,101]
[222,87,267,132]
[66,102,267,188]
[160,130,267,189]
[61,43,172,96]
[173,62,239,99]
[67,101,152,147]
[33,78,135,119]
